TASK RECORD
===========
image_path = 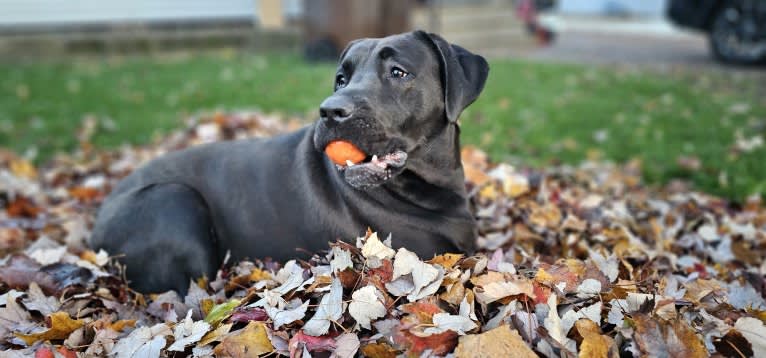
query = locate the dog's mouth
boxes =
[329,147,408,190]
[314,116,410,189]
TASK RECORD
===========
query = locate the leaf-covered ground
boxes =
[1,112,765,357]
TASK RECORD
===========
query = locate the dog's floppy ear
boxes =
[415,31,489,123]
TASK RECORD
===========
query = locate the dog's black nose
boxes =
[319,96,354,123]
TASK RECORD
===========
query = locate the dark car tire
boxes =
[709,4,766,65]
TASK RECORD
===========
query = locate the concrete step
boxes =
[440,28,530,51]
[412,4,535,58]
[469,46,538,59]
[440,9,518,31]
[441,28,525,42]
[413,5,519,32]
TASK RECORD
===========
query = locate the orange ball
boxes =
[325,140,366,165]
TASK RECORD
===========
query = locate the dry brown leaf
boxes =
[713,329,754,357]
[453,324,536,358]
[631,314,666,357]
[361,342,399,358]
[470,271,506,287]
[474,279,535,305]
[528,203,562,229]
[668,320,708,358]
[68,186,102,201]
[633,314,707,358]
[683,279,722,303]
[561,214,588,232]
[535,262,583,293]
[0,227,26,251]
[440,281,466,306]
[461,147,489,186]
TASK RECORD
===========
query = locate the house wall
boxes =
[558,0,667,17]
[0,0,256,26]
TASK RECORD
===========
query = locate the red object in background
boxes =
[516,0,554,45]
[516,0,537,23]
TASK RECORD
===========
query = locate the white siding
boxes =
[559,0,667,17]
[0,0,256,26]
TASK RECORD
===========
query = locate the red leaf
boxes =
[368,259,393,283]
[401,300,444,322]
[6,196,41,218]
[229,307,269,323]
[35,347,77,358]
[396,329,458,356]
[532,282,552,305]
[34,347,54,358]
[288,331,336,358]
[68,187,103,202]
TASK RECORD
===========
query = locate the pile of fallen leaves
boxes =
[1,112,765,357]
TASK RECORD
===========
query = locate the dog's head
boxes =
[313,31,489,190]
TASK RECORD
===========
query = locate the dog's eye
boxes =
[391,67,409,79]
[335,74,347,89]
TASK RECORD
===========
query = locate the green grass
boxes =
[2,52,765,200]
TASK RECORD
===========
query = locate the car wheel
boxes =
[709,4,766,65]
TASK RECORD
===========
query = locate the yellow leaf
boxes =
[79,250,106,266]
[529,203,562,229]
[535,268,553,283]
[15,312,84,345]
[428,253,463,269]
[454,324,536,358]
[575,319,617,358]
[502,173,529,198]
[108,319,136,332]
[479,185,497,200]
[213,321,273,357]
[196,276,208,289]
[198,322,232,346]
[10,160,37,179]
[249,268,272,281]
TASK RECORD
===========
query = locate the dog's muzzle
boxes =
[338,150,408,189]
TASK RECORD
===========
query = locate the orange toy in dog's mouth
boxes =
[324,140,408,189]
[324,140,366,166]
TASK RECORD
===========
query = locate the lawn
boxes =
[1,52,765,200]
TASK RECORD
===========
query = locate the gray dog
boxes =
[90,31,489,293]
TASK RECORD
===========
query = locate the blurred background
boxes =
[0,0,764,200]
